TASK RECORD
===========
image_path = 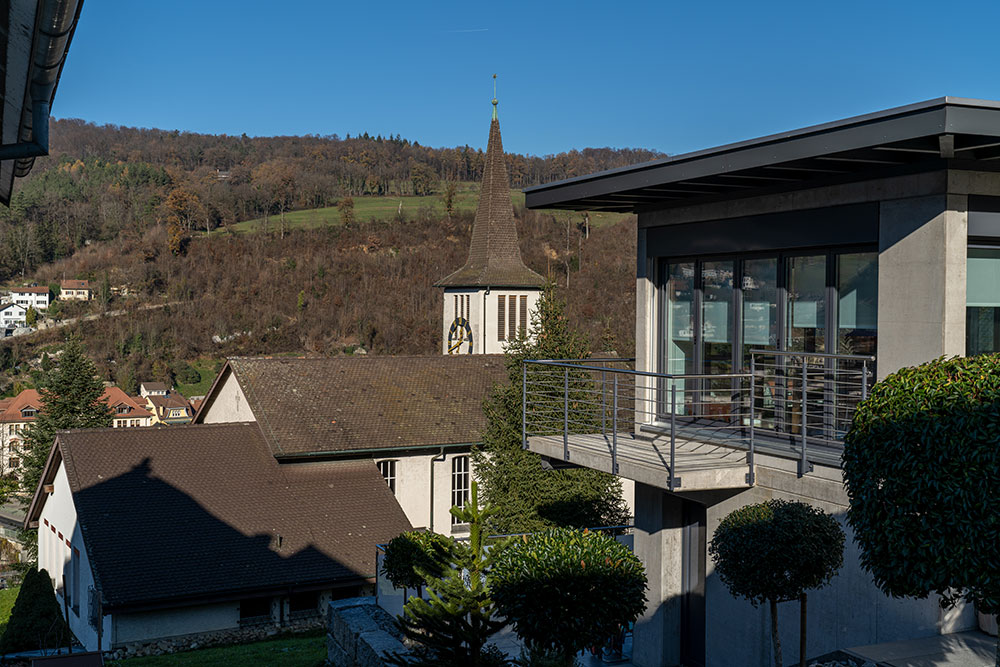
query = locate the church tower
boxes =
[435,86,545,355]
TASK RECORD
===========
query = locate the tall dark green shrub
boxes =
[19,339,114,562]
[708,499,844,667]
[843,354,1000,666]
[490,527,647,666]
[0,567,71,653]
[474,284,630,533]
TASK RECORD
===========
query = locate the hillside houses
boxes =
[59,279,92,301]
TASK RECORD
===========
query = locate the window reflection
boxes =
[967,247,1000,355]
[837,253,878,356]
[786,255,826,353]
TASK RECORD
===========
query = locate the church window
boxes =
[497,295,506,341]
[508,296,517,340]
[520,295,528,336]
[451,456,470,524]
[377,460,397,494]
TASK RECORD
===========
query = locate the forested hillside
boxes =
[0,117,647,392]
[12,209,635,392]
[0,118,660,281]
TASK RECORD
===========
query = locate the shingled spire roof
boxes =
[436,100,545,289]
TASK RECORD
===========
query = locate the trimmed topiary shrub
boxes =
[708,499,844,667]
[843,354,1000,664]
[490,528,646,666]
[0,567,72,653]
[381,530,453,592]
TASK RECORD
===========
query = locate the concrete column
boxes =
[876,195,967,379]
[635,228,656,431]
[632,482,683,667]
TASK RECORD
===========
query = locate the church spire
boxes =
[435,80,545,290]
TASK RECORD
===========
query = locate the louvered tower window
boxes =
[520,295,528,336]
[497,295,506,341]
[508,295,517,340]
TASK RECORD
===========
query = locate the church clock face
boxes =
[447,317,474,354]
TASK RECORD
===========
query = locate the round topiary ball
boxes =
[489,527,646,662]
[843,354,1000,612]
[708,499,844,607]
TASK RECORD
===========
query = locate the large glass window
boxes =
[657,249,877,427]
[702,261,734,413]
[837,253,878,356]
[967,247,1000,355]
[785,255,826,353]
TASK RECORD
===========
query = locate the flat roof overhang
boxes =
[524,97,1000,213]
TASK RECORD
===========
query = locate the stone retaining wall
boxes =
[106,617,323,660]
[327,597,410,667]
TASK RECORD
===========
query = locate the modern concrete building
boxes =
[435,99,545,355]
[521,97,1000,666]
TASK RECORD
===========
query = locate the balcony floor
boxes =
[527,428,751,492]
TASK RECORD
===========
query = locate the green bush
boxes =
[173,361,201,385]
[709,499,844,667]
[844,354,1000,616]
[381,530,452,591]
[490,528,646,665]
[0,567,71,653]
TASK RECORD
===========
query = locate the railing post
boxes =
[601,369,607,437]
[563,366,570,462]
[748,355,756,486]
[522,362,528,450]
[669,384,677,491]
[861,360,869,401]
[799,356,812,477]
[612,374,619,474]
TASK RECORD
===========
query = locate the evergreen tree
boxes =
[19,340,113,561]
[474,284,630,534]
[0,567,71,653]
[393,482,506,666]
[24,307,37,328]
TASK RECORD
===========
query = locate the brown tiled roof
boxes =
[218,356,507,456]
[102,387,152,419]
[148,393,191,410]
[140,381,169,392]
[60,280,90,290]
[10,286,49,294]
[435,112,545,289]
[0,389,42,423]
[29,423,411,611]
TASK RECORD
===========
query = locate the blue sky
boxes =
[54,0,1000,157]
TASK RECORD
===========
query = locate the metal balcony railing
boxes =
[521,351,874,487]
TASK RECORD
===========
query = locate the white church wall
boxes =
[199,370,256,424]
[442,288,541,355]
[375,450,475,536]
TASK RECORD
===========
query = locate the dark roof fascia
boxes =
[24,435,64,528]
[104,575,373,615]
[524,97,1000,210]
[274,441,479,463]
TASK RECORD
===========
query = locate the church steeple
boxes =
[435,86,545,290]
[437,81,544,355]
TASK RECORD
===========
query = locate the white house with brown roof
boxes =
[59,279,92,301]
[26,424,410,653]
[103,387,153,428]
[8,285,50,310]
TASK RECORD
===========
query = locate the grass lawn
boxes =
[107,631,326,667]
[175,359,222,398]
[0,586,19,635]
[228,182,628,234]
